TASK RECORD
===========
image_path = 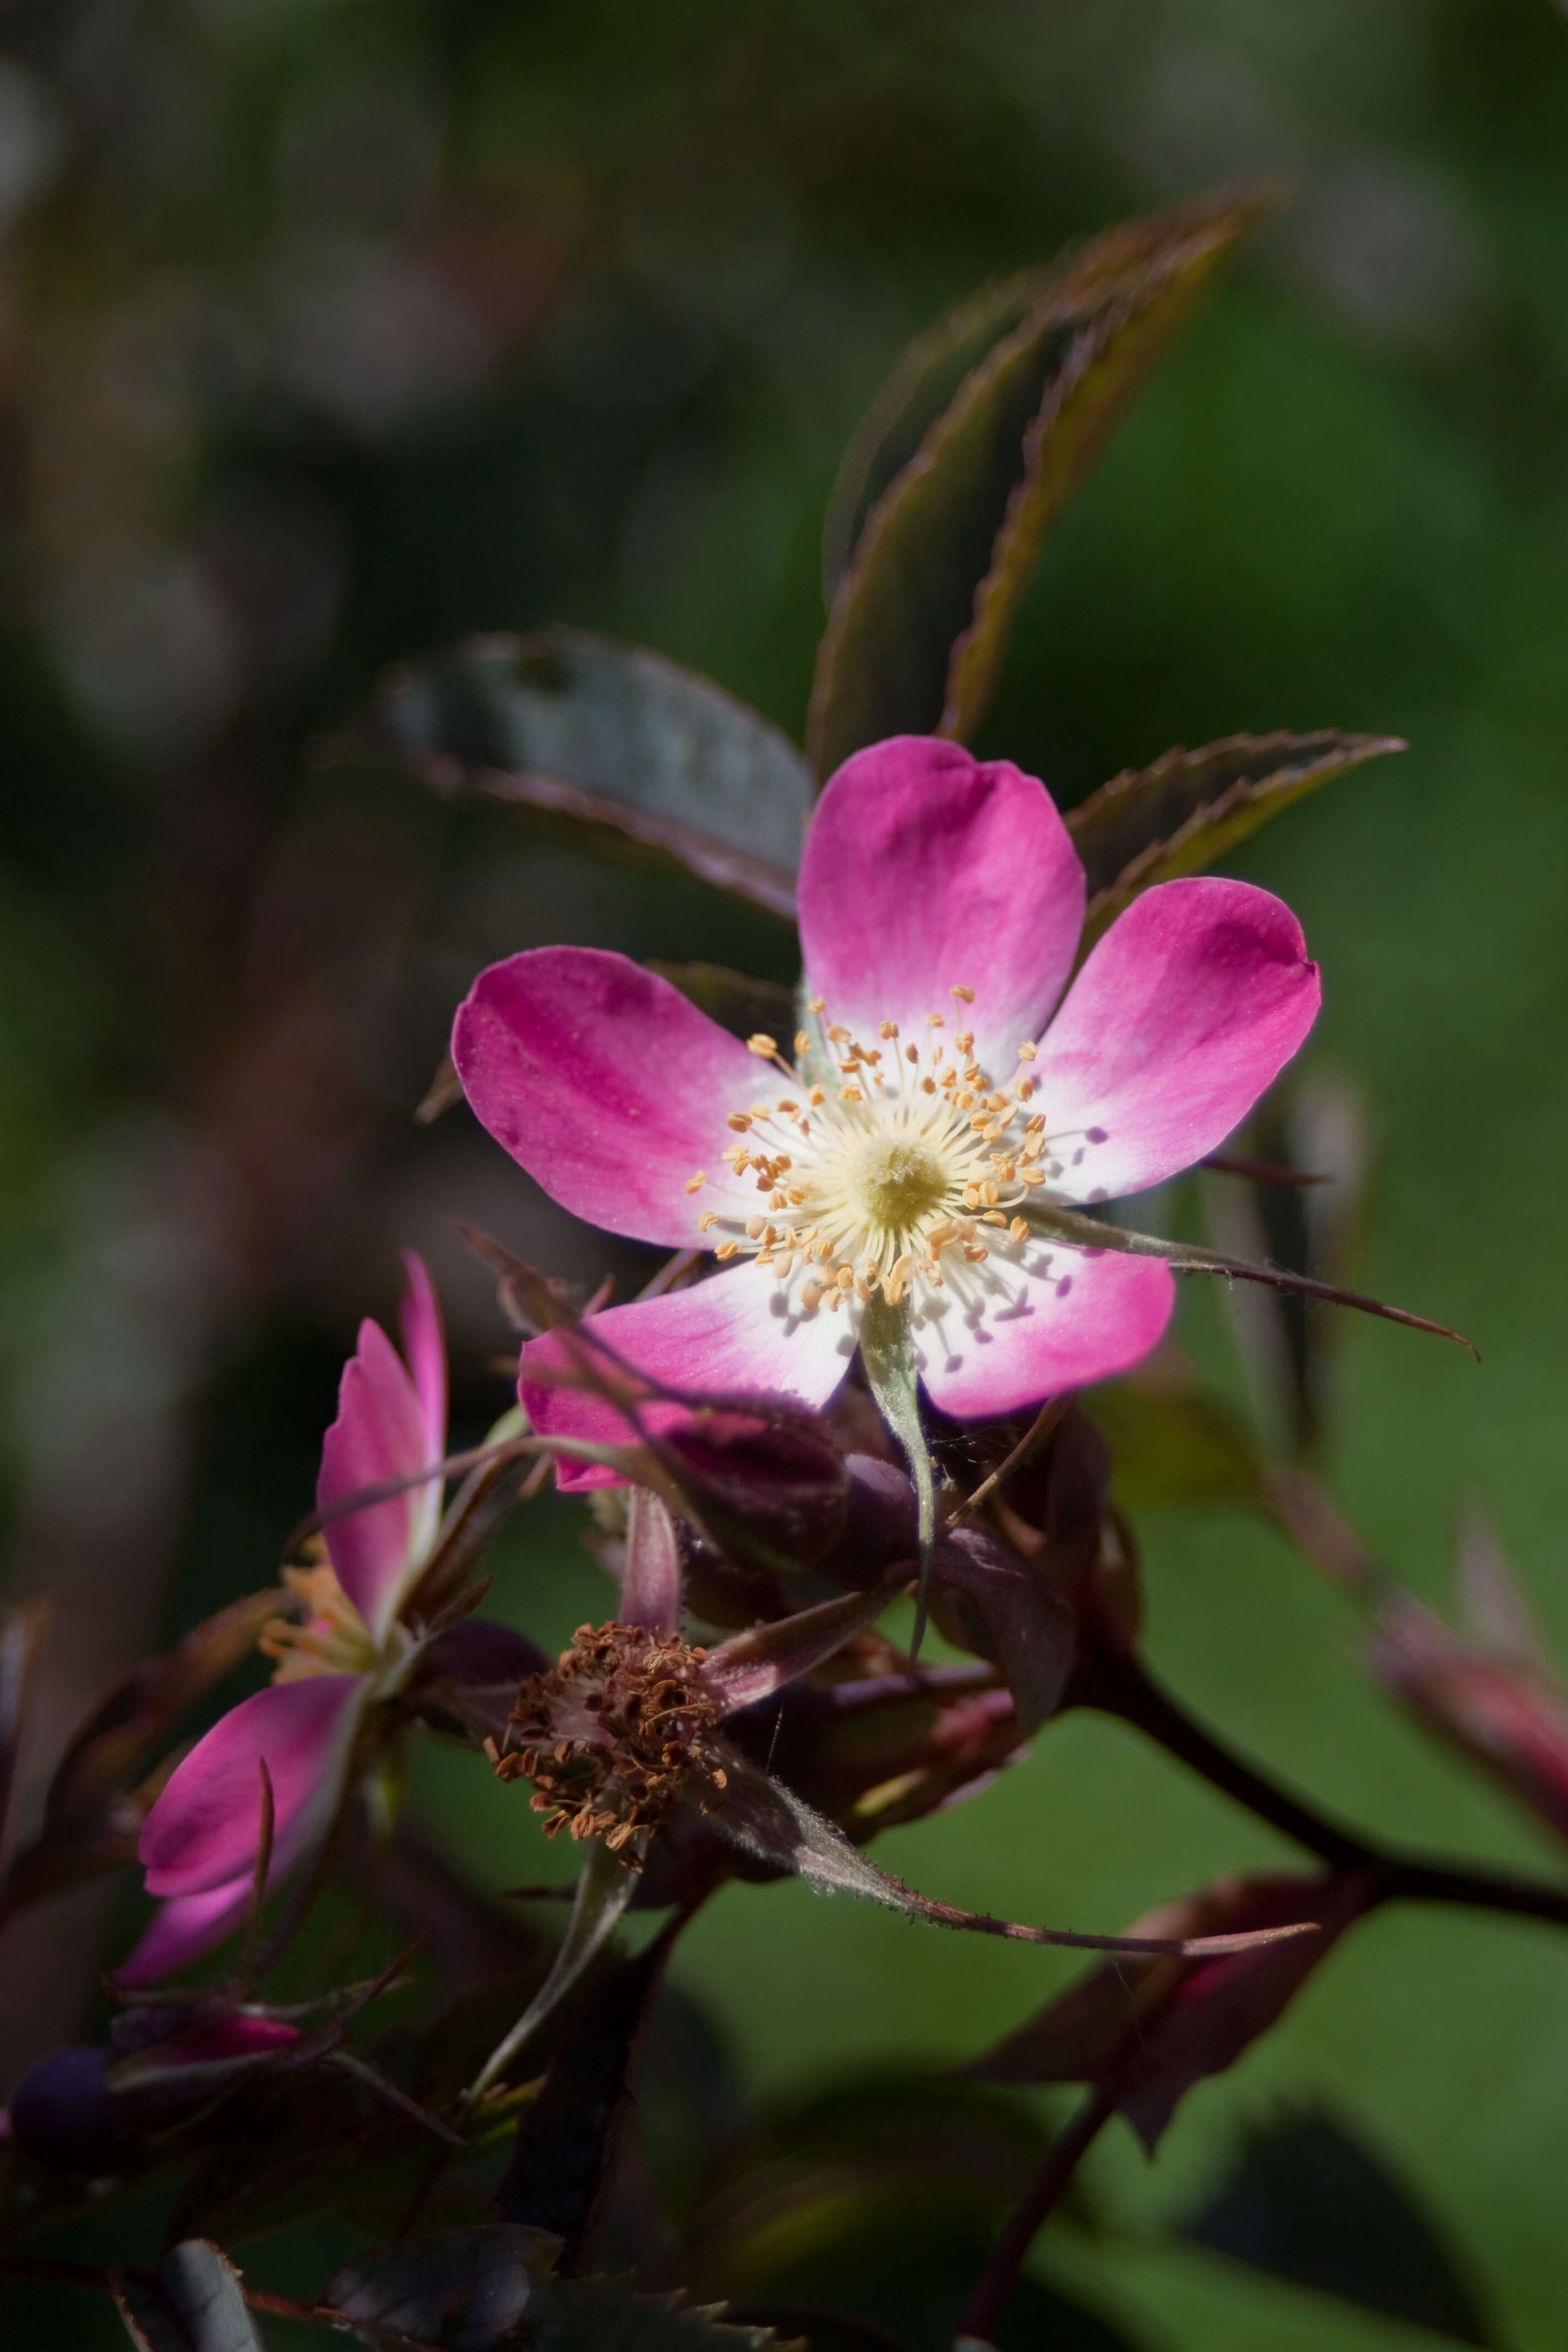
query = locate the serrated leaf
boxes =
[524,2282,793,2351]
[113,2241,270,2352]
[1070,731,1403,949]
[326,2226,561,2351]
[1083,1382,1265,1513]
[808,189,1275,778]
[1182,2109,1493,2345]
[355,630,808,920]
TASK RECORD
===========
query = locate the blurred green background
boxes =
[6,0,1568,2344]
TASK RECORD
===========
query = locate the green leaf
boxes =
[1182,2109,1494,2345]
[1070,731,1404,950]
[356,629,809,921]
[1083,1382,1266,1513]
[808,188,1276,778]
[856,1295,935,1650]
[113,2241,270,2352]
[326,2225,561,2351]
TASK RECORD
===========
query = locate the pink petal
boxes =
[399,1250,448,1478]
[320,1317,434,1641]
[1032,879,1321,1202]
[520,1268,854,1493]
[798,738,1086,1069]
[917,1238,1174,1419]
[139,1676,363,1900]
[452,948,765,1248]
[116,1877,256,1986]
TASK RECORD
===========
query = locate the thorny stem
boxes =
[0,2258,343,2334]
[1081,1640,1568,1930]
[951,2086,1116,2346]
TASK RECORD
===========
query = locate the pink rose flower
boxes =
[122,1255,448,1982]
[453,737,1320,1479]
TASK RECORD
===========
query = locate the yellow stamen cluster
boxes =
[259,1556,378,1683]
[688,990,1078,1320]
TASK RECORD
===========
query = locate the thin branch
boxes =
[951,2086,1115,2345]
[946,1395,1070,1532]
[1081,1640,1568,1932]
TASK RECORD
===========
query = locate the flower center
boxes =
[683,990,1088,1321]
[842,1131,949,1238]
[259,1556,378,1683]
[488,1621,727,1865]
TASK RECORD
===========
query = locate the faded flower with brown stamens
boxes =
[488,1621,728,1862]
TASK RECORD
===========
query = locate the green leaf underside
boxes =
[1069,730,1406,951]
[855,1294,936,1650]
[808,186,1278,779]
[1181,2110,1493,2345]
[357,629,809,920]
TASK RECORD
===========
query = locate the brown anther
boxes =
[685,1170,707,1194]
[905,1043,919,1064]
[715,1239,739,1260]
[827,1023,850,1042]
[726,1112,752,1132]
[1020,1164,1045,1186]
[808,1086,826,1106]
[1014,1075,1035,1101]
[982,1182,1000,1205]
[879,1020,899,1038]
[809,995,826,1012]
[749,1102,774,1119]
[1026,1114,1047,1136]
[840,1086,864,1103]
[950,984,976,1003]
[963,1244,989,1263]
[1009,1216,1030,1243]
[748,1034,777,1057]
[698,1210,720,1232]
[786,1187,807,1206]
[925,1012,945,1027]
[920,1076,936,1093]
[746,1215,765,1239]
[774,1254,794,1280]
[835,1265,854,1290]
[777,1098,798,1114]
[1017,1041,1037,1062]
[801,1281,821,1310]
[982,1210,1007,1225]
[853,1275,874,1302]
[956,1031,974,1055]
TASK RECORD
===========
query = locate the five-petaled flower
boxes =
[453,736,1320,1478]
[123,1255,449,1981]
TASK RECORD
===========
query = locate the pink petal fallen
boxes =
[139,1675,363,1900]
[916,1237,1174,1419]
[116,1877,258,1986]
[798,737,1086,1068]
[1032,878,1320,1204]
[452,947,764,1248]
[320,1314,434,1642]
[520,1269,854,1492]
